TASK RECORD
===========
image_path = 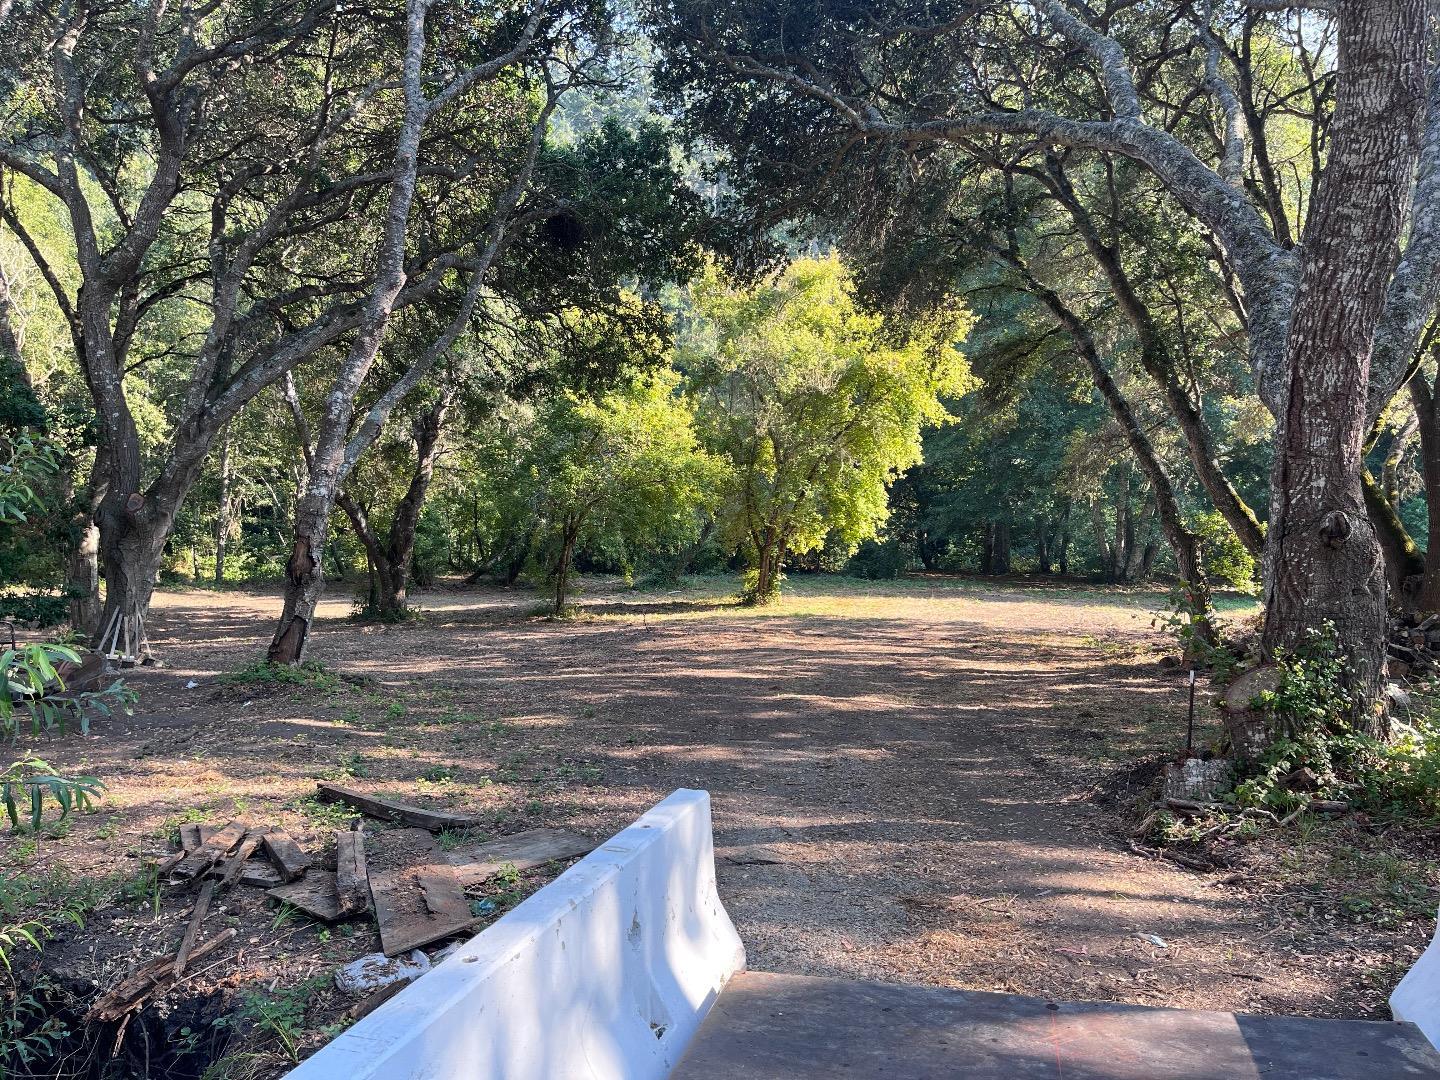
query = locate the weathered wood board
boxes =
[173,880,215,977]
[217,829,267,886]
[315,782,478,832]
[87,929,237,1023]
[335,828,369,917]
[268,870,344,923]
[261,829,311,882]
[443,828,594,886]
[369,829,476,956]
[172,820,246,880]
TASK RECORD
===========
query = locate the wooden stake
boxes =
[173,880,216,978]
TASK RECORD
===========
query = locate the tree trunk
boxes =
[1057,503,1071,576]
[1042,157,1267,558]
[1089,499,1116,581]
[993,521,1012,575]
[1261,0,1427,722]
[0,262,23,368]
[379,396,449,616]
[1012,261,1218,644]
[337,491,391,614]
[502,532,532,586]
[214,424,234,583]
[553,526,578,614]
[916,530,937,571]
[268,2,437,662]
[93,498,169,660]
[268,500,329,664]
[748,529,783,602]
[1411,374,1440,611]
[1382,410,1418,507]
[1362,467,1424,604]
[64,452,105,637]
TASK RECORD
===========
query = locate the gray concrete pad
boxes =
[672,971,1440,1079]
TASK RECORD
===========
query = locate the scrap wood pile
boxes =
[88,782,595,1028]
[1387,612,1440,678]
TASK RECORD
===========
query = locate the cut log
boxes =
[370,829,476,957]
[335,827,370,918]
[1221,666,1280,765]
[171,820,247,880]
[315,782,479,832]
[261,829,311,882]
[173,880,216,978]
[87,928,237,1023]
[268,870,344,923]
[442,828,594,886]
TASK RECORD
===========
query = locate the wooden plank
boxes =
[443,828,594,886]
[173,880,216,977]
[87,928,237,1023]
[222,862,282,888]
[172,820,247,880]
[370,829,476,957]
[268,870,343,923]
[344,979,410,1023]
[334,827,370,918]
[217,829,267,887]
[156,823,214,876]
[316,782,479,832]
[261,829,311,882]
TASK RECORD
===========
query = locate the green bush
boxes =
[846,538,909,580]
[221,660,340,691]
[1190,510,1259,591]
[1230,626,1440,820]
[0,594,67,628]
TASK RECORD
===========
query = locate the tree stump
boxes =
[1222,665,1281,765]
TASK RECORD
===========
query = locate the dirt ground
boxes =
[5,574,1437,1074]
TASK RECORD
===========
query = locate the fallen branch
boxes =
[1127,840,1216,872]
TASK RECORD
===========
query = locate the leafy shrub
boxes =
[238,977,328,1063]
[845,538,909,580]
[1,643,135,741]
[0,595,67,629]
[221,660,339,692]
[1,757,104,832]
[1230,626,1440,820]
[0,869,116,1075]
[1189,510,1259,591]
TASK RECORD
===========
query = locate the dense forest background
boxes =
[3,1,1434,683]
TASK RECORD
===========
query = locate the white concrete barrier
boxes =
[285,789,746,1080]
[1392,909,1440,1052]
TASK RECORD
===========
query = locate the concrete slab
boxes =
[673,971,1440,1079]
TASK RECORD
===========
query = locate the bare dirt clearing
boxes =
[6,575,1434,1072]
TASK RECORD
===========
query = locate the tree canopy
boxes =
[682,256,973,600]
